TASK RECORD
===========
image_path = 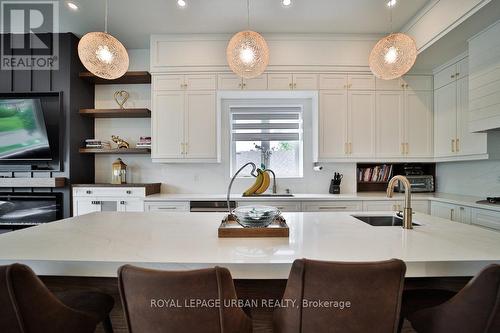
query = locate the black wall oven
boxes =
[0,193,62,233]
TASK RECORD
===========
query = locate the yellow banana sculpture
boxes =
[254,170,270,194]
[243,169,264,196]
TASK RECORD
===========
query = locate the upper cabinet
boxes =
[218,73,268,90]
[152,74,219,163]
[434,56,487,160]
[319,74,433,161]
[468,20,500,132]
[268,73,318,90]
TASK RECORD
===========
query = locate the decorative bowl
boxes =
[232,205,280,228]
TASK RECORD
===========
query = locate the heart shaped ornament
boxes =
[114,90,129,109]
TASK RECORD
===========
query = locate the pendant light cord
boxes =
[247,0,250,30]
[389,1,393,33]
[104,0,109,33]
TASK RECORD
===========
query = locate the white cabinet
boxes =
[319,74,375,90]
[376,84,433,159]
[471,208,500,231]
[348,91,376,158]
[412,201,430,214]
[405,90,433,158]
[376,75,432,91]
[268,73,318,90]
[144,201,190,212]
[302,201,363,212]
[218,74,267,90]
[430,201,471,224]
[152,75,219,163]
[434,79,487,159]
[72,187,149,216]
[318,90,375,159]
[154,74,216,91]
[319,90,348,159]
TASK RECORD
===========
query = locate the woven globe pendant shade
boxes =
[78,32,129,80]
[226,30,270,79]
[369,33,417,80]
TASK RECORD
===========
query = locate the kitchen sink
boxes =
[352,215,421,227]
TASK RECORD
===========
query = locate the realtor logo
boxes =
[1,1,59,70]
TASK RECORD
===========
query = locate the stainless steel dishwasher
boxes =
[189,201,236,212]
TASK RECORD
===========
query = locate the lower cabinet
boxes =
[72,187,148,216]
[471,209,500,231]
[430,201,471,224]
[73,198,144,216]
[302,201,363,212]
[144,201,190,212]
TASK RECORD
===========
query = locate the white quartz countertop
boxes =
[144,192,500,212]
[0,211,499,279]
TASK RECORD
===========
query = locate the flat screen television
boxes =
[0,99,52,160]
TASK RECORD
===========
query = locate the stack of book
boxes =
[136,136,151,148]
[84,139,110,149]
[358,164,393,183]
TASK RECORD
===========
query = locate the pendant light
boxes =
[78,0,129,80]
[226,0,269,79]
[369,2,417,80]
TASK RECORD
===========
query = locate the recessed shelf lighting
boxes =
[282,0,292,7]
[177,0,187,8]
[66,1,78,10]
[387,0,397,7]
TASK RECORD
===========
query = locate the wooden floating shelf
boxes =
[0,177,66,188]
[79,71,151,85]
[79,108,151,118]
[79,148,151,154]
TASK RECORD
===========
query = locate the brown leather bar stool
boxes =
[0,263,114,333]
[274,258,406,333]
[118,265,252,333]
[406,264,500,333]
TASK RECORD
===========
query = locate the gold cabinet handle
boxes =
[401,83,405,88]
[184,142,188,154]
[456,138,460,152]
[405,143,409,155]
[456,73,460,77]
[180,143,185,154]
[349,142,352,154]
[238,83,242,89]
[450,209,454,221]
[289,83,293,89]
[451,139,455,153]
[293,83,297,89]
[451,74,455,79]
[401,143,405,155]
[242,83,247,88]
[344,142,348,155]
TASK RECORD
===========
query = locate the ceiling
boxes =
[55,0,430,49]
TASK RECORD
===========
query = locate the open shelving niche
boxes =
[78,71,152,155]
[356,163,436,192]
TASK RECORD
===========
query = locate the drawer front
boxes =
[293,74,319,90]
[302,201,362,212]
[154,75,185,91]
[471,208,500,231]
[144,201,190,212]
[238,201,302,212]
[73,187,146,197]
[268,73,293,90]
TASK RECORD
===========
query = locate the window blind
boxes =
[231,106,302,142]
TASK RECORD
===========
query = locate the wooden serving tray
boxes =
[218,216,289,238]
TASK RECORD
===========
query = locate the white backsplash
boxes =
[436,160,500,197]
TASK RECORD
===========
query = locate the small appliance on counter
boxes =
[394,175,434,193]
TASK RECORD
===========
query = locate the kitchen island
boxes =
[0,211,499,278]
